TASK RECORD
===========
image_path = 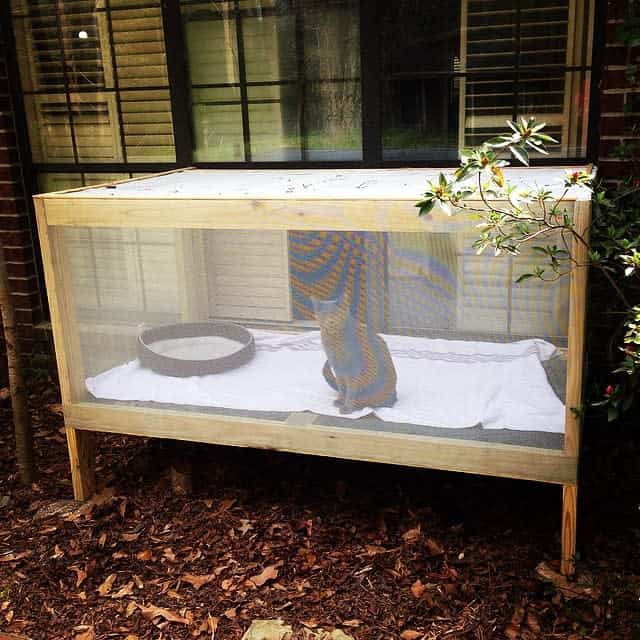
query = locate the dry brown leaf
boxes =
[402,526,421,544]
[207,614,219,637]
[400,631,423,640]
[47,402,64,415]
[98,532,107,547]
[121,531,142,542]
[410,579,425,599]
[138,603,190,625]
[342,619,361,627]
[221,578,234,591]
[111,581,135,598]
[0,551,32,563]
[136,549,153,561]
[97,573,117,596]
[424,538,444,556]
[181,573,216,590]
[125,601,138,617]
[74,627,95,640]
[90,486,116,506]
[224,607,237,619]
[249,564,279,587]
[535,562,600,600]
[215,498,236,515]
[0,387,10,401]
[526,611,541,634]
[504,624,520,640]
[125,636,140,640]
[363,545,387,556]
[163,547,176,562]
[70,565,87,588]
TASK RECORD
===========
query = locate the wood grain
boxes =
[65,426,96,501]
[565,200,591,458]
[65,402,578,486]
[561,484,578,576]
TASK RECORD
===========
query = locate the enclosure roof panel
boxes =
[41,167,592,201]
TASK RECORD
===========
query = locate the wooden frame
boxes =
[34,167,590,575]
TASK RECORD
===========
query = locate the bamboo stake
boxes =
[0,244,35,484]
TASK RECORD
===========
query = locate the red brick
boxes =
[0,198,26,215]
[598,159,637,178]
[14,307,40,325]
[604,45,629,66]
[0,213,30,231]
[0,181,22,197]
[0,229,32,247]
[602,69,630,90]
[2,246,36,262]
[0,130,16,147]
[0,165,22,181]
[11,290,42,310]
[600,91,626,112]
[600,115,631,136]
[0,147,20,164]
[7,275,39,294]
[4,260,36,278]
[598,138,624,158]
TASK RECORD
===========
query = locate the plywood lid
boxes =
[39,166,593,201]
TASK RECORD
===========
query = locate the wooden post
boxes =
[561,485,577,576]
[35,199,96,500]
[66,427,96,501]
[561,199,591,576]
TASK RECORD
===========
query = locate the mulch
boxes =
[0,383,639,640]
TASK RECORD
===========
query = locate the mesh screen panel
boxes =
[58,225,569,446]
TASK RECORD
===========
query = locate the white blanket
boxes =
[86,330,565,433]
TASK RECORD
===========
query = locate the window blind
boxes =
[459,0,592,156]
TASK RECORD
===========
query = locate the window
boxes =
[180,0,361,162]
[11,0,595,186]
[12,0,176,166]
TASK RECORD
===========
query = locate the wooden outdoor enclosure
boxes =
[34,167,591,575]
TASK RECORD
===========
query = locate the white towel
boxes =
[86,330,565,433]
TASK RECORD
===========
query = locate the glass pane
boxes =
[383,75,460,162]
[383,0,592,161]
[182,2,239,85]
[182,0,361,162]
[248,85,302,162]
[11,0,175,165]
[192,88,244,162]
[59,224,568,448]
[38,173,84,193]
[120,89,175,162]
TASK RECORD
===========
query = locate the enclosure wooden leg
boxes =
[561,484,577,576]
[66,426,96,501]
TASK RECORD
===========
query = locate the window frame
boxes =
[13,0,606,176]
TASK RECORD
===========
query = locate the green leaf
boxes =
[509,145,529,165]
[416,199,435,216]
[515,273,535,283]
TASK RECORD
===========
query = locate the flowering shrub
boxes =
[416,118,639,421]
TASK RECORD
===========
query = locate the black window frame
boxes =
[11,0,606,177]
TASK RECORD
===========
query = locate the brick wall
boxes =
[598,0,639,182]
[0,17,45,360]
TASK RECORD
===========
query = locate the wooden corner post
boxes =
[561,199,591,576]
[34,198,96,501]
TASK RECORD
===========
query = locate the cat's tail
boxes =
[322,360,339,391]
